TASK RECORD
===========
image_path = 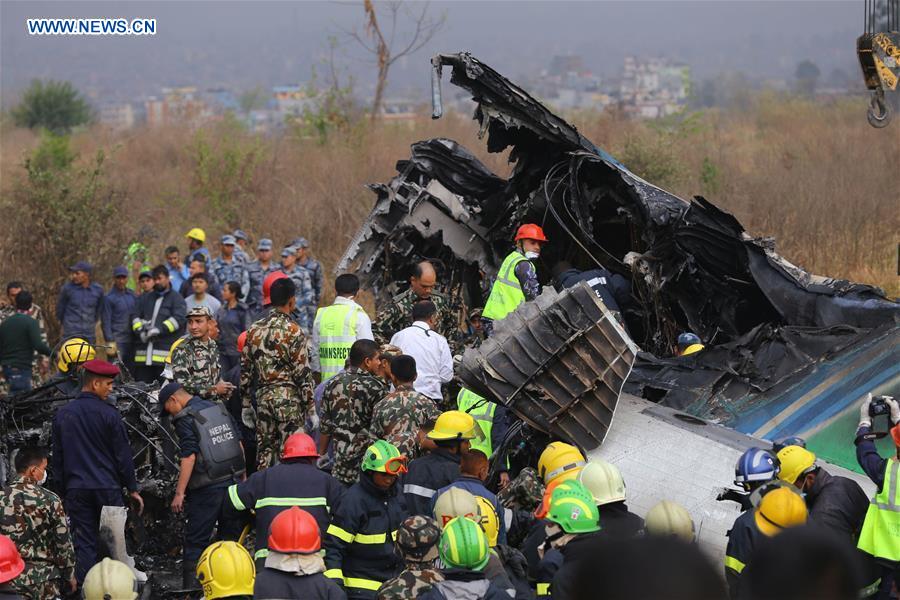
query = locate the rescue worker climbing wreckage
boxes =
[481,224,546,337]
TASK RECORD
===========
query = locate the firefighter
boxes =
[577,460,643,539]
[324,440,409,598]
[159,382,246,589]
[725,486,808,599]
[534,480,602,599]
[131,265,187,383]
[403,411,477,516]
[419,516,509,600]
[644,500,696,542]
[481,223,547,336]
[82,558,137,600]
[196,541,255,600]
[254,507,345,599]
[717,447,782,512]
[226,432,344,564]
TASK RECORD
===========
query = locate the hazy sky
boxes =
[1,1,861,106]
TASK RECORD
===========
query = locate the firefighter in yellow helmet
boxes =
[538,442,585,486]
[725,486,807,598]
[82,558,137,600]
[403,411,479,516]
[776,445,868,539]
[49,337,96,397]
[196,541,255,599]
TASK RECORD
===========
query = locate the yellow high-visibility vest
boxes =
[858,458,900,561]
[315,302,362,381]
[482,251,528,321]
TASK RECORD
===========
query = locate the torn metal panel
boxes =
[459,282,637,451]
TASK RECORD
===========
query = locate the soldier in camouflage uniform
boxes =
[171,306,234,400]
[318,339,387,485]
[291,237,324,327]
[372,261,462,350]
[370,355,441,460]
[0,447,76,599]
[240,277,315,471]
[246,238,279,314]
[279,246,315,333]
[376,515,443,600]
[498,466,544,513]
[210,235,251,299]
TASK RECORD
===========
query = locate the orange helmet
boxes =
[0,535,24,584]
[237,331,248,354]
[268,507,321,554]
[282,433,318,460]
[262,271,289,307]
[514,223,548,243]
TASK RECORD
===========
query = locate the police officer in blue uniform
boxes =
[159,381,245,590]
[50,359,144,584]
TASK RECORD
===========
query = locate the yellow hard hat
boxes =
[433,487,481,529]
[538,442,586,485]
[185,227,206,243]
[644,500,695,542]
[427,410,478,441]
[82,558,137,600]
[776,446,817,485]
[196,541,255,599]
[578,460,626,506]
[754,487,808,537]
[57,338,96,373]
[475,496,499,547]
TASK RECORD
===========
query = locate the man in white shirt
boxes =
[310,274,374,383]
[389,300,453,402]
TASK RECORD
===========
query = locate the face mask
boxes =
[153,283,166,292]
[38,470,47,485]
[525,251,540,260]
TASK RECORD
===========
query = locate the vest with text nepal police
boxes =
[159,382,245,490]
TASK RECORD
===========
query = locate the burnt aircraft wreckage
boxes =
[339,52,900,478]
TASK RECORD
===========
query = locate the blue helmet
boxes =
[677,332,701,349]
[734,447,780,488]
[772,436,807,454]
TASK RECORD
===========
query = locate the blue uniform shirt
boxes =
[101,287,137,343]
[168,264,190,292]
[56,282,105,342]
[51,392,138,492]
[856,425,888,491]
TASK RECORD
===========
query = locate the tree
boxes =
[239,86,267,114]
[794,60,821,97]
[11,80,92,134]
[347,1,445,121]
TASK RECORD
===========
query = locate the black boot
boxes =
[182,560,199,590]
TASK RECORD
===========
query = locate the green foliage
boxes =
[11,80,92,134]
[699,157,720,195]
[191,120,265,229]
[295,37,361,143]
[619,112,708,188]
[3,133,125,328]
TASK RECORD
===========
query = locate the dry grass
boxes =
[1,95,897,341]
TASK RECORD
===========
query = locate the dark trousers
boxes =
[64,489,123,583]
[219,352,240,374]
[133,364,164,384]
[2,366,32,394]
[184,483,241,563]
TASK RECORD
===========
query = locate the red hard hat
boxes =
[262,271,289,306]
[514,223,549,243]
[891,424,900,447]
[0,535,24,584]
[237,330,248,354]
[282,432,318,460]
[268,507,321,554]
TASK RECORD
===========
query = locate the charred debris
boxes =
[339,52,899,432]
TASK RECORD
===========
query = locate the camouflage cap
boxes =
[396,515,441,562]
[379,344,403,360]
[187,305,213,319]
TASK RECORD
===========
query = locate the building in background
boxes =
[619,56,691,119]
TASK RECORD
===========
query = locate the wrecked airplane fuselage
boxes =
[339,52,900,467]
